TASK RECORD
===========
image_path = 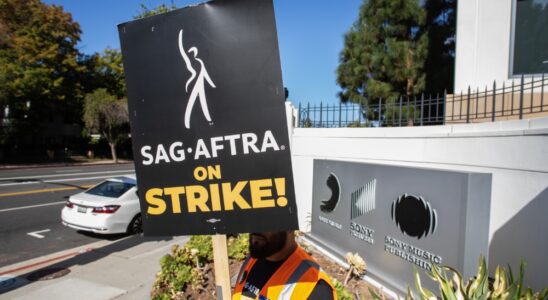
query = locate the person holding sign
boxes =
[233,231,336,299]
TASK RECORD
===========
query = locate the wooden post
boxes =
[212,234,231,300]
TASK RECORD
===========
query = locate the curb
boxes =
[0,239,116,277]
[0,249,93,277]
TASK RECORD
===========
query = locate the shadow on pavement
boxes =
[44,181,92,190]
[76,230,130,241]
[0,234,176,295]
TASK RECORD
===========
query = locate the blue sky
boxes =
[43,0,363,106]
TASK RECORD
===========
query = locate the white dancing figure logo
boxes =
[178,29,216,129]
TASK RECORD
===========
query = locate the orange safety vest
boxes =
[232,245,337,300]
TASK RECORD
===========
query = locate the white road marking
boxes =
[0,169,133,181]
[0,174,131,187]
[0,201,65,213]
[55,169,83,173]
[27,229,51,239]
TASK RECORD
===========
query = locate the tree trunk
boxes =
[406,49,414,97]
[109,142,118,163]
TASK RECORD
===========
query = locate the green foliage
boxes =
[347,120,369,128]
[423,0,456,93]
[337,0,428,107]
[383,98,420,126]
[152,234,250,299]
[135,1,177,19]
[337,0,456,99]
[368,286,395,300]
[0,0,84,144]
[151,244,204,300]
[95,48,126,99]
[302,118,313,128]
[186,235,213,263]
[83,88,128,162]
[407,256,548,300]
[227,234,249,261]
[333,278,354,300]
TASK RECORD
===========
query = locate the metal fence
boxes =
[297,74,548,128]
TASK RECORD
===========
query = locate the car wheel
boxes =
[127,214,143,234]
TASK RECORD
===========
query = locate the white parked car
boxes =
[61,175,142,234]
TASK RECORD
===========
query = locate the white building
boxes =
[454,0,548,92]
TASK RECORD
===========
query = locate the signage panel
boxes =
[311,160,491,292]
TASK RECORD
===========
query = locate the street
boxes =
[0,163,135,268]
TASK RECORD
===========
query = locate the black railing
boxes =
[297,74,548,128]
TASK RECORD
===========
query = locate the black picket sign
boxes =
[118,0,298,235]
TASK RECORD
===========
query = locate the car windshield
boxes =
[85,181,135,198]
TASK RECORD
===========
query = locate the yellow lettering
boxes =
[193,166,208,181]
[209,184,222,211]
[222,181,251,210]
[274,178,288,207]
[185,185,210,212]
[144,176,283,215]
[207,165,222,180]
[145,188,166,215]
[163,187,185,213]
[250,179,275,208]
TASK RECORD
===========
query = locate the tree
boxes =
[424,0,456,94]
[337,0,427,123]
[80,49,129,162]
[83,89,128,163]
[91,48,126,99]
[0,0,85,146]
[78,2,175,163]
[134,2,177,19]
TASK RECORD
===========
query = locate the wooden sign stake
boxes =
[212,234,231,299]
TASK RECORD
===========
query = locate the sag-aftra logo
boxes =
[178,29,216,129]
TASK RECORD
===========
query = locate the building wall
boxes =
[454,0,515,92]
[444,91,548,123]
[286,104,548,290]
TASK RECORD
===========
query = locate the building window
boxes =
[512,0,548,75]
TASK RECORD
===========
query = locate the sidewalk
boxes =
[0,235,189,299]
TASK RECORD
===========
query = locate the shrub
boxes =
[151,245,204,300]
[412,256,548,300]
[186,235,213,263]
[151,234,250,299]
[333,278,354,300]
[347,120,368,127]
[227,234,249,260]
[370,255,548,300]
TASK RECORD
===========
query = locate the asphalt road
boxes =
[0,163,135,268]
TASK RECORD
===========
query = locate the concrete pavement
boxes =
[0,234,189,299]
[0,160,184,299]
